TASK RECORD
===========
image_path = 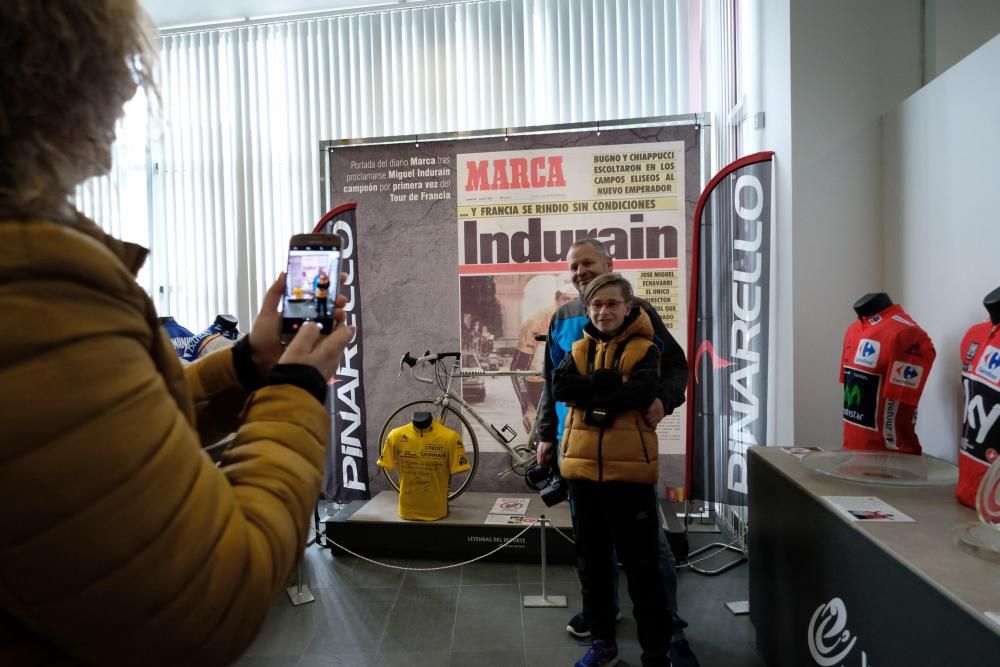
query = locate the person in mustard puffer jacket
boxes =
[553,272,672,667]
[0,3,354,665]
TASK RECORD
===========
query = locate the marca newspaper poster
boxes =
[327,124,700,496]
[457,143,688,458]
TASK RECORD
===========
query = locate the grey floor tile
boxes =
[374,651,451,666]
[460,560,520,586]
[453,586,525,651]
[300,546,359,589]
[305,587,398,655]
[249,538,767,667]
[338,557,410,589]
[525,646,586,667]
[233,656,300,666]
[690,640,767,667]
[449,649,527,667]
[401,559,463,587]
[516,562,580,586]
[241,595,330,659]
[378,587,459,653]
[519,584,583,649]
[297,654,376,667]
[457,583,522,608]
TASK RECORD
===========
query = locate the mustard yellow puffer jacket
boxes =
[554,307,661,484]
[0,215,328,666]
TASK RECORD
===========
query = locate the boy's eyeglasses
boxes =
[588,299,625,313]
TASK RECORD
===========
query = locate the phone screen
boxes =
[283,240,342,336]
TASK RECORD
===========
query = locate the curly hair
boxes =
[0,1,155,222]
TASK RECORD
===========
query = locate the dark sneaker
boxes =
[669,638,700,667]
[567,612,591,638]
[566,611,624,638]
[575,639,619,667]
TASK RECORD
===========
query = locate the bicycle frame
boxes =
[406,356,539,461]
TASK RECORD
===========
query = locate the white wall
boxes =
[792,1,923,450]
[882,33,1000,461]
[924,0,1000,81]
[758,0,794,445]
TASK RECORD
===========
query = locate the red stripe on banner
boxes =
[312,202,358,233]
[686,151,774,499]
[459,258,678,274]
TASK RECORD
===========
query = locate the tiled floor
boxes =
[236,532,766,666]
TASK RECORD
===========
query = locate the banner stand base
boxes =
[688,542,746,576]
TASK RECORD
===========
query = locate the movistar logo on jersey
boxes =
[976,346,1000,384]
[889,361,924,389]
[853,339,880,368]
[844,384,862,407]
[843,367,879,430]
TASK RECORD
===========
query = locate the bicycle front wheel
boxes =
[377,400,480,501]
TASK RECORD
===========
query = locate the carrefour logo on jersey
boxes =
[853,339,880,368]
[976,346,1000,384]
[889,361,924,389]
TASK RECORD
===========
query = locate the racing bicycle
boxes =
[378,350,543,500]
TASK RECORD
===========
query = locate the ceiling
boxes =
[140,0,406,28]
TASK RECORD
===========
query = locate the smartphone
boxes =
[282,233,343,339]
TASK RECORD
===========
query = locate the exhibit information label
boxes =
[822,496,915,522]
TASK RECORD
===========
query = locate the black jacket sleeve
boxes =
[553,346,660,414]
[605,346,661,412]
[535,313,560,442]
[637,298,688,414]
[552,354,595,406]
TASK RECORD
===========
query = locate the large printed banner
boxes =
[328,123,702,494]
[457,143,687,453]
[687,152,775,506]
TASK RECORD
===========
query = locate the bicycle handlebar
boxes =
[397,350,463,379]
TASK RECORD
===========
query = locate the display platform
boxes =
[749,446,1000,667]
[324,491,576,563]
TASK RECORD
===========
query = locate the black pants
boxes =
[569,479,671,666]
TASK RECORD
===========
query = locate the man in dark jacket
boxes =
[535,238,699,667]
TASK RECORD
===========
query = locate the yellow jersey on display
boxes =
[377,420,470,520]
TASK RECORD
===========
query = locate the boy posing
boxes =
[554,272,672,667]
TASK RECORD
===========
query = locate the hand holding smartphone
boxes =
[282,233,343,341]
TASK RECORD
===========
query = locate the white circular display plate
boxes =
[801,450,958,487]
[955,522,1000,564]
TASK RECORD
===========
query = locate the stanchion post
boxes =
[523,515,567,608]
[286,556,315,606]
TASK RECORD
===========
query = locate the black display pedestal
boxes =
[324,491,576,563]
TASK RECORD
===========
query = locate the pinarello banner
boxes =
[314,203,371,502]
[686,152,775,506]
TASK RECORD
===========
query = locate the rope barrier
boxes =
[313,524,747,572]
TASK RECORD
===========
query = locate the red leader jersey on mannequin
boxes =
[840,304,936,454]
[957,321,1000,507]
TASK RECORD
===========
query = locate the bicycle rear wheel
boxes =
[377,400,480,501]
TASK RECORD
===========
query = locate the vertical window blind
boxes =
[76,0,697,332]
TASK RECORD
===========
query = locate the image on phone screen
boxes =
[283,240,342,336]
